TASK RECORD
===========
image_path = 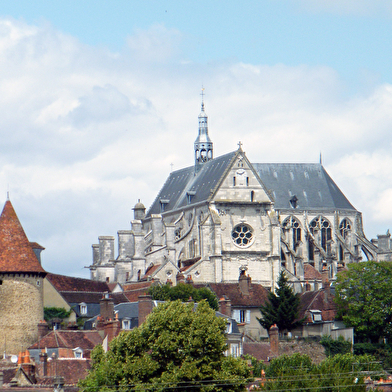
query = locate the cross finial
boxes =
[200,86,205,111]
[170,163,174,172]
[238,141,243,150]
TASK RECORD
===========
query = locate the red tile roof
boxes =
[303,264,322,280]
[299,288,337,322]
[60,291,128,305]
[29,330,102,350]
[122,281,155,302]
[46,273,110,292]
[195,282,270,307]
[0,200,46,274]
[243,342,272,362]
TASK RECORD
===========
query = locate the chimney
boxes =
[186,275,193,284]
[305,281,311,292]
[39,351,48,376]
[138,295,153,326]
[38,320,49,340]
[218,297,232,318]
[269,324,279,357]
[239,271,251,296]
[100,292,115,321]
[323,279,331,303]
[0,370,3,388]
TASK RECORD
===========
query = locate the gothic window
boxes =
[232,224,254,247]
[189,239,196,258]
[339,218,351,239]
[251,191,254,202]
[282,216,301,251]
[308,216,332,259]
[233,177,236,186]
[175,227,182,240]
[339,218,351,260]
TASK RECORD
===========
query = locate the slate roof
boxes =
[146,152,355,217]
[253,163,355,211]
[46,273,110,292]
[146,151,237,216]
[0,200,46,274]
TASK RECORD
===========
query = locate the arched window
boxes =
[339,218,351,260]
[282,216,301,251]
[308,216,332,260]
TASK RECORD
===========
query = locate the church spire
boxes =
[194,87,213,170]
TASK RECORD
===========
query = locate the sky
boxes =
[1,0,392,277]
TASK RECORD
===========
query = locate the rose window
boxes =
[232,224,253,247]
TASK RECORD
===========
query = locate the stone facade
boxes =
[90,102,379,290]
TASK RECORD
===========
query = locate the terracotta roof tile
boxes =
[299,288,337,322]
[122,281,154,302]
[143,264,161,277]
[46,273,110,292]
[243,342,272,362]
[29,330,102,350]
[195,282,270,307]
[61,291,128,305]
[303,264,322,280]
[0,200,46,274]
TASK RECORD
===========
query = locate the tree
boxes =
[79,300,250,392]
[44,307,72,322]
[147,283,219,310]
[335,261,392,343]
[262,353,383,391]
[257,271,303,333]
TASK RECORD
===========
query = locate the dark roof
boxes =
[0,200,46,274]
[114,302,139,320]
[28,330,102,350]
[197,282,270,307]
[64,291,128,305]
[243,342,272,362]
[253,163,355,211]
[46,273,110,292]
[146,151,237,216]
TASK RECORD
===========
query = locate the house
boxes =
[196,271,270,340]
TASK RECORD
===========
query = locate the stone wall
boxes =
[0,274,44,354]
[279,339,327,364]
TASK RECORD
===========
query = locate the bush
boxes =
[320,335,352,357]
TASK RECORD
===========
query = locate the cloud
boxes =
[0,18,390,276]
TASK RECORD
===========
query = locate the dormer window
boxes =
[79,303,87,315]
[159,199,170,213]
[73,347,83,358]
[122,319,131,330]
[290,195,298,209]
[310,310,322,323]
[186,190,196,205]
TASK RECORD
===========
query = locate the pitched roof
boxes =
[197,282,270,307]
[304,264,323,280]
[299,288,337,322]
[122,281,154,302]
[146,151,237,216]
[63,291,128,305]
[46,273,110,292]
[0,200,46,274]
[28,330,102,350]
[253,163,355,211]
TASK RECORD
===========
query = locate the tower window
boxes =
[251,191,254,202]
[233,177,236,186]
[246,177,249,186]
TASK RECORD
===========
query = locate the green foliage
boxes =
[261,353,383,391]
[44,307,72,322]
[243,355,265,377]
[79,300,250,392]
[320,335,352,357]
[354,342,392,369]
[147,283,219,310]
[257,271,303,333]
[335,261,392,343]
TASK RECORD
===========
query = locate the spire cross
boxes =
[200,87,205,102]
[238,141,243,150]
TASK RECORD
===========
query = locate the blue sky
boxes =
[0,1,392,276]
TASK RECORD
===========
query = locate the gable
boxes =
[212,151,273,204]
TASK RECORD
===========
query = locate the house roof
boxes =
[197,282,270,307]
[303,264,323,280]
[146,151,237,217]
[0,200,46,274]
[299,287,337,322]
[63,291,128,305]
[122,281,154,302]
[28,330,102,350]
[46,273,110,292]
[253,163,355,211]
[243,342,272,362]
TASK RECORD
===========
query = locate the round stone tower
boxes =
[0,199,46,355]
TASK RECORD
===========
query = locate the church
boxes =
[90,98,379,290]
